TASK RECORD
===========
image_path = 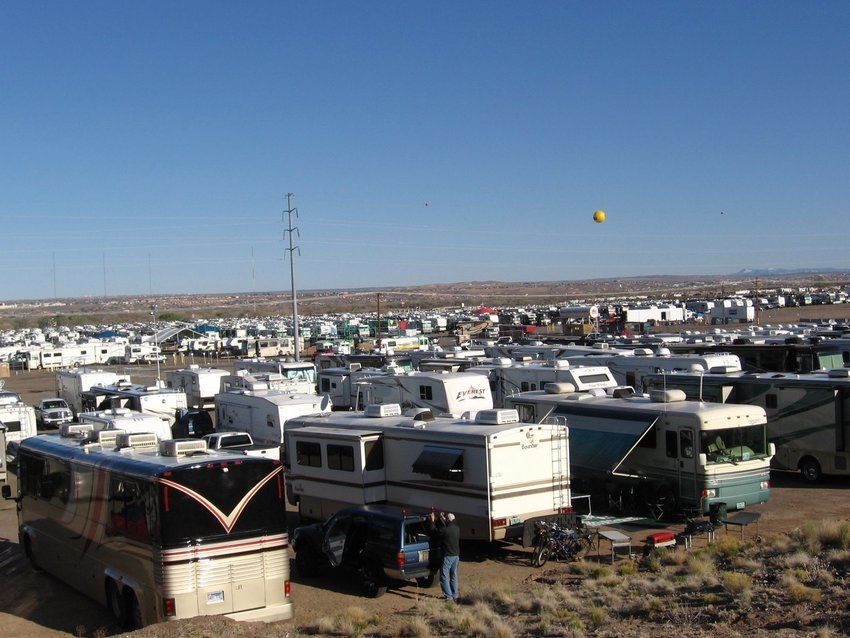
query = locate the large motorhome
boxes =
[215,387,332,453]
[317,365,394,410]
[666,340,845,373]
[81,382,187,426]
[504,385,773,517]
[283,404,571,541]
[642,368,850,482]
[314,352,416,372]
[167,366,230,409]
[554,348,743,391]
[3,429,293,627]
[56,369,131,417]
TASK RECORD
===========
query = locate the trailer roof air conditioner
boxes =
[160,439,208,457]
[649,389,687,403]
[365,403,402,418]
[61,423,93,438]
[544,382,576,394]
[116,432,159,450]
[475,409,519,425]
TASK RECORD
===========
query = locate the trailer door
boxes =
[677,428,698,502]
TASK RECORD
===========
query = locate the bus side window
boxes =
[680,430,694,459]
[665,431,677,458]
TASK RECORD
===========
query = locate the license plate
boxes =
[509,516,521,526]
[418,550,429,562]
[206,591,224,605]
[737,502,746,509]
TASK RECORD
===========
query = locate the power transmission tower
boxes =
[283,193,301,361]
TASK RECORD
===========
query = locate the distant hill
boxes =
[735,268,847,276]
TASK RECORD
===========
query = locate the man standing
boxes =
[428,511,460,601]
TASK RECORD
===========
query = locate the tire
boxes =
[531,540,547,567]
[125,590,143,630]
[295,546,321,577]
[359,560,388,598]
[575,535,593,559]
[535,543,553,567]
[23,536,40,571]
[106,581,126,626]
[801,457,822,482]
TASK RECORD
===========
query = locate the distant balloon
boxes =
[593,210,606,223]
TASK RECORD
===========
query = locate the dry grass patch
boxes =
[780,573,823,604]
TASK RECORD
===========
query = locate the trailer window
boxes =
[296,441,322,467]
[419,385,433,401]
[327,444,355,472]
[412,446,464,482]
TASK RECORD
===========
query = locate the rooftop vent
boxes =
[404,407,435,421]
[550,359,570,368]
[160,439,208,457]
[60,423,93,438]
[611,386,635,399]
[544,382,576,394]
[633,348,653,356]
[649,389,687,403]
[709,365,739,374]
[364,403,402,418]
[475,409,519,425]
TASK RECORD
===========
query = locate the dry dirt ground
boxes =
[3,347,850,637]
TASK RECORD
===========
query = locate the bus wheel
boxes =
[800,457,822,482]
[106,581,126,626]
[125,589,143,629]
[24,536,40,571]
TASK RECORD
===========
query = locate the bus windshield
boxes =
[159,461,286,545]
[701,424,768,464]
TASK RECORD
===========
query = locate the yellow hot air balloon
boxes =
[593,210,606,223]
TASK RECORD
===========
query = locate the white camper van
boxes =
[80,382,187,426]
[354,369,494,416]
[56,369,131,417]
[283,404,571,542]
[167,365,229,409]
[0,389,38,443]
[77,408,173,440]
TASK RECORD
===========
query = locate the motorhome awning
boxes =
[412,446,464,477]
[558,410,658,479]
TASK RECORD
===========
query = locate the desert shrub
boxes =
[393,616,432,638]
[617,559,639,576]
[586,604,608,626]
[815,519,850,550]
[784,550,817,570]
[781,574,823,604]
[685,552,716,580]
[719,571,752,595]
[710,536,745,559]
[642,596,665,618]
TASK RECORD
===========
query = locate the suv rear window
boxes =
[403,520,430,545]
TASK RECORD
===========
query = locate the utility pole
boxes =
[283,193,301,361]
[376,293,382,351]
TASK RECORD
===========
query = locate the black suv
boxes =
[292,505,439,597]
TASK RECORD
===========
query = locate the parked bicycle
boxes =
[530,520,594,567]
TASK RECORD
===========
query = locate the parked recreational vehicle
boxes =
[556,348,742,391]
[472,360,619,407]
[354,369,494,416]
[504,385,773,517]
[0,389,38,443]
[215,387,332,453]
[56,369,131,417]
[284,404,570,541]
[317,365,393,410]
[314,352,416,372]
[3,429,293,627]
[233,358,317,391]
[642,368,850,482]
[80,382,187,426]
[220,369,315,395]
[666,341,845,373]
[77,408,173,441]
[167,366,229,409]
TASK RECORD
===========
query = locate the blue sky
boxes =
[2,2,848,300]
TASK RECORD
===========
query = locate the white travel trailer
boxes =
[471,360,619,407]
[354,369,494,416]
[80,382,187,426]
[120,343,162,365]
[77,408,173,441]
[167,366,230,409]
[0,388,38,443]
[220,370,314,395]
[233,358,317,392]
[56,369,132,417]
[642,367,850,482]
[317,365,393,410]
[504,385,773,517]
[284,404,571,541]
[215,387,332,455]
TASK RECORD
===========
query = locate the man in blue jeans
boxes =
[428,511,460,601]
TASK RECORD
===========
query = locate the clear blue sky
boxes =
[2,1,848,301]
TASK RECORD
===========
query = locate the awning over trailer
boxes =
[412,446,464,477]
[557,410,658,478]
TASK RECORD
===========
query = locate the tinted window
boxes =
[296,441,322,467]
[328,444,355,472]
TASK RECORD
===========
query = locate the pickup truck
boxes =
[202,431,280,459]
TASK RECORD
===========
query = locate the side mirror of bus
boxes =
[768,442,776,457]
[698,453,708,468]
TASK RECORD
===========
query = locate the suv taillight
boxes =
[396,551,405,567]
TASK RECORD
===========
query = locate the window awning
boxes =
[412,446,464,476]
[556,410,657,478]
